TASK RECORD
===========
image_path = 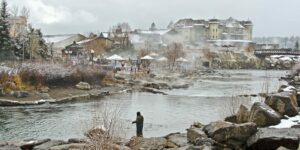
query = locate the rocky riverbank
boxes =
[209,51,299,70]
[0,64,219,106]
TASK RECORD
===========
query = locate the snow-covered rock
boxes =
[75,82,91,90]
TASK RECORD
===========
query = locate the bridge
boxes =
[254,49,300,57]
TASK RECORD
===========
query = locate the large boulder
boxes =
[265,92,299,117]
[203,121,257,149]
[127,137,167,150]
[247,128,300,150]
[187,127,207,144]
[85,126,107,140]
[236,104,250,124]
[19,139,50,150]
[249,102,282,127]
[75,82,91,90]
[167,133,188,147]
[224,115,237,123]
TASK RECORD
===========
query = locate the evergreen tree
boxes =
[0,0,14,60]
[295,41,299,50]
[149,22,156,31]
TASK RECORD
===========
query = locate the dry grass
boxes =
[0,62,109,92]
[220,85,252,118]
[85,102,127,150]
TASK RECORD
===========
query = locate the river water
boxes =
[0,70,287,140]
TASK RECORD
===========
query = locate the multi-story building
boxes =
[108,26,131,49]
[8,16,28,38]
[166,17,253,44]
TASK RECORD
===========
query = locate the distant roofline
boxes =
[43,34,80,38]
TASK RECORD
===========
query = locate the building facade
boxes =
[8,16,28,38]
[169,17,253,44]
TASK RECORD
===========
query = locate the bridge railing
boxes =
[254,49,300,56]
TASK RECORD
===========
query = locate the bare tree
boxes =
[164,42,185,69]
[10,5,19,17]
[138,48,150,58]
[20,6,30,19]
[111,22,132,33]
[85,103,126,150]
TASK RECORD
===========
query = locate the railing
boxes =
[254,49,300,57]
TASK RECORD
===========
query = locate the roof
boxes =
[107,54,124,61]
[100,32,109,38]
[77,38,93,44]
[46,34,87,48]
[138,29,170,35]
[141,55,154,60]
[209,19,219,23]
[44,34,75,43]
[208,39,253,43]
[64,42,83,49]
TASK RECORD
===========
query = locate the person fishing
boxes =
[132,111,144,137]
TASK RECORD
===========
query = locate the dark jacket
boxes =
[133,115,144,125]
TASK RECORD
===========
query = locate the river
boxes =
[0,70,287,140]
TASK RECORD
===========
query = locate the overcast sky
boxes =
[8,0,300,37]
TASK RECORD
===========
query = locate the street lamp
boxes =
[90,49,95,64]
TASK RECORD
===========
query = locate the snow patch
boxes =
[282,86,296,92]
[270,115,300,128]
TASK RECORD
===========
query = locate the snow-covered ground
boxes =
[266,55,300,64]
[270,115,300,128]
